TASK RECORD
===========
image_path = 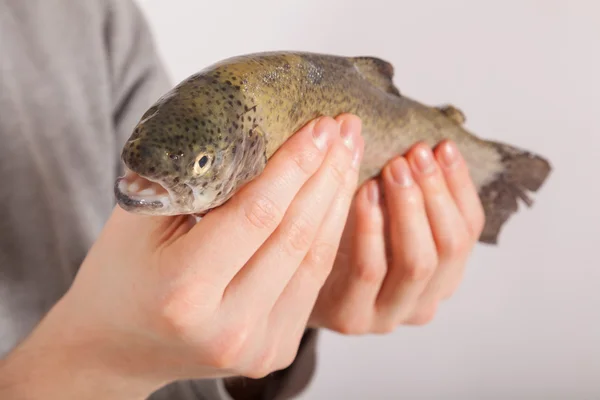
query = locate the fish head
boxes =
[115,86,254,216]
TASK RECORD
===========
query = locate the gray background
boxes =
[135,0,599,398]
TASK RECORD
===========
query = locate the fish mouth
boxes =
[114,168,171,213]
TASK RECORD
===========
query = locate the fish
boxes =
[114,51,552,244]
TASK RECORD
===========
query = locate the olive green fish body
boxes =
[116,52,552,244]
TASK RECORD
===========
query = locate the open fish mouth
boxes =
[114,168,171,212]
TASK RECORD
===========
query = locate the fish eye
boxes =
[193,152,212,175]
[198,155,208,168]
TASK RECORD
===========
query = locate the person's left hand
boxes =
[308,118,485,333]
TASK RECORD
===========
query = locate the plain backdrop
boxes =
[134,1,599,399]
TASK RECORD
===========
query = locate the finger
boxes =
[434,140,486,240]
[176,117,333,287]
[406,142,469,253]
[314,179,387,334]
[108,205,195,248]
[406,143,471,305]
[374,156,437,327]
[270,115,365,335]
[239,115,362,376]
[226,115,361,311]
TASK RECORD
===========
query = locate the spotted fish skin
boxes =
[116,51,552,244]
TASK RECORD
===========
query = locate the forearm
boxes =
[0,301,164,400]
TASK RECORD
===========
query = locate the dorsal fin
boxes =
[352,56,401,97]
[436,105,466,125]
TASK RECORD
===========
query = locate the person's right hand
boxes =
[0,115,363,400]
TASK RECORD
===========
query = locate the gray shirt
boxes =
[0,1,316,399]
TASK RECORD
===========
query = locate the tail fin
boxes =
[479,141,552,244]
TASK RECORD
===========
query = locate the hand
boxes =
[309,140,485,333]
[0,115,364,399]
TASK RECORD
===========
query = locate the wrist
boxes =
[0,298,166,400]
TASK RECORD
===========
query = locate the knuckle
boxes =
[374,320,398,334]
[440,229,470,259]
[156,250,191,281]
[406,305,438,326]
[288,146,321,178]
[243,192,282,231]
[246,345,278,379]
[246,338,302,379]
[245,368,271,380]
[205,321,254,370]
[402,254,436,282]
[283,214,315,255]
[304,242,338,278]
[353,261,386,285]
[244,370,266,380]
[156,285,202,340]
[276,344,301,372]
[279,350,299,371]
[329,313,371,335]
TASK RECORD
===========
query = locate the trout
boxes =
[115,51,552,244]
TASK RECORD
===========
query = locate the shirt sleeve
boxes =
[103,2,320,399]
[104,0,172,175]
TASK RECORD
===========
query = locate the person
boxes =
[0,1,484,399]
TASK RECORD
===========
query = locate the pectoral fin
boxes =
[250,124,269,166]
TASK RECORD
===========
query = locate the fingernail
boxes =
[440,141,459,168]
[367,180,379,204]
[390,158,413,187]
[340,119,354,150]
[312,118,329,151]
[413,145,435,174]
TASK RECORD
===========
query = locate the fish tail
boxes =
[478,141,552,244]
